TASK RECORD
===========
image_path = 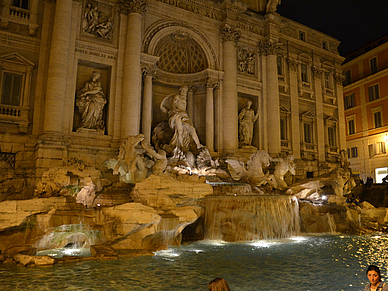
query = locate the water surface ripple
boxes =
[0,234,387,290]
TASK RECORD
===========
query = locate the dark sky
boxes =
[277,0,388,56]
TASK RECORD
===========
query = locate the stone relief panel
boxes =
[237,46,256,76]
[81,1,114,41]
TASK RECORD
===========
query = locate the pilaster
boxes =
[221,24,240,151]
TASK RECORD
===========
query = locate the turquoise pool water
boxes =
[1,234,387,290]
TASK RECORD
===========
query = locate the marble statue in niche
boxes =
[76,71,107,131]
[238,100,259,147]
[82,2,113,40]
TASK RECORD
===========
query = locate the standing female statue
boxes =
[76,71,107,131]
[238,100,259,147]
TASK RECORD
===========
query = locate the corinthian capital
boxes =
[221,24,240,43]
[334,72,344,86]
[119,0,147,14]
[141,64,156,77]
[258,40,282,56]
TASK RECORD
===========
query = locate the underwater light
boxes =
[290,236,308,243]
[154,249,180,257]
[250,240,278,248]
[62,248,82,256]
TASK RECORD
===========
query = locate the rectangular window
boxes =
[280,118,287,140]
[328,127,336,146]
[299,31,306,41]
[1,72,22,106]
[12,0,29,9]
[374,111,382,128]
[351,146,358,158]
[370,57,378,74]
[369,142,386,157]
[277,56,283,76]
[368,84,380,101]
[348,119,355,135]
[344,93,355,109]
[324,72,331,88]
[303,122,313,143]
[347,147,358,158]
[301,64,308,82]
[322,40,328,50]
[344,70,352,86]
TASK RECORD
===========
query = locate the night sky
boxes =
[277,0,388,57]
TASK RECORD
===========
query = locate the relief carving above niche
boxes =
[237,46,256,76]
[81,1,114,41]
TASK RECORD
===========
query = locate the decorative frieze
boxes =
[155,0,222,21]
[237,46,255,76]
[0,31,39,52]
[75,41,118,60]
[221,24,240,43]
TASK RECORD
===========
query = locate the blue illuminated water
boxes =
[1,234,388,290]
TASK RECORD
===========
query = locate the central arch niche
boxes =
[143,23,220,150]
[154,31,208,74]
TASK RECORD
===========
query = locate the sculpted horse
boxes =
[225,150,272,185]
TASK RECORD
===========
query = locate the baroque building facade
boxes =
[342,35,388,183]
[0,0,345,183]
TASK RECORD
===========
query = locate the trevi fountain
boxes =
[1,83,387,290]
[0,0,387,289]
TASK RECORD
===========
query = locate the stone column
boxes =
[334,72,346,150]
[214,80,222,153]
[42,0,73,135]
[187,86,195,121]
[141,65,155,143]
[221,24,240,151]
[313,66,325,162]
[287,58,301,159]
[260,40,281,156]
[120,0,147,139]
[205,77,217,152]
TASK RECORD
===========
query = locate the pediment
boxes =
[280,105,290,113]
[300,111,315,119]
[325,115,338,124]
[0,52,35,68]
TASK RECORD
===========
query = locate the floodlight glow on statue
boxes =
[160,86,204,153]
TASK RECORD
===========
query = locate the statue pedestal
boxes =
[76,128,105,136]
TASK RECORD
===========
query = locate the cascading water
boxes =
[204,195,300,242]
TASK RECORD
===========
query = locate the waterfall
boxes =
[326,213,337,233]
[204,195,300,242]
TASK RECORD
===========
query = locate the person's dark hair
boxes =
[366,265,381,277]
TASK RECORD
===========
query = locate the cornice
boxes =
[343,67,388,91]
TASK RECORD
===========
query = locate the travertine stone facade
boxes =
[0,0,345,181]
